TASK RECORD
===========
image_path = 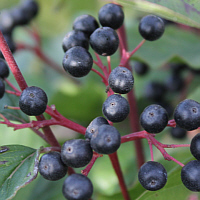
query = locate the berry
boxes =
[140,104,168,133]
[0,10,15,34]
[19,86,48,116]
[0,78,5,99]
[102,94,130,123]
[174,99,200,131]
[138,161,167,191]
[170,127,187,139]
[85,116,109,140]
[98,3,124,30]
[108,66,134,94]
[62,46,93,77]
[61,139,93,168]
[62,30,89,52]
[165,74,184,92]
[155,101,174,118]
[169,63,187,74]
[134,61,149,76]
[190,133,200,160]
[90,124,121,154]
[90,27,119,56]
[62,173,93,200]
[73,14,99,37]
[0,59,9,79]
[38,151,68,181]
[139,15,165,41]
[181,160,200,191]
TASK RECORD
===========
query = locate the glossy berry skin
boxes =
[0,59,9,79]
[140,104,168,133]
[90,27,119,56]
[139,15,165,41]
[181,160,200,191]
[174,99,200,131]
[134,61,149,76]
[62,30,89,52]
[138,161,167,191]
[19,86,48,116]
[62,173,93,200]
[85,116,109,140]
[98,3,124,30]
[90,124,121,154]
[0,78,5,99]
[62,46,93,77]
[190,133,200,160]
[170,127,187,139]
[38,152,68,181]
[108,66,134,94]
[102,94,130,123]
[61,139,93,168]
[73,14,99,37]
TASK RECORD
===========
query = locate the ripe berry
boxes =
[98,3,124,30]
[139,15,165,41]
[181,160,200,191]
[190,133,200,160]
[38,151,68,181]
[62,46,93,77]
[62,173,93,200]
[174,99,200,131]
[140,104,168,133]
[90,124,121,154]
[165,74,184,92]
[102,94,130,123]
[19,86,48,116]
[134,61,149,76]
[138,161,167,191]
[0,59,9,79]
[169,63,187,74]
[61,139,93,168]
[73,14,99,37]
[0,10,15,34]
[0,78,5,99]
[90,27,119,56]
[85,116,109,140]
[108,66,134,94]
[62,30,89,52]
[170,127,187,139]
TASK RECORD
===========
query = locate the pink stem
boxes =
[148,139,154,161]
[4,78,21,92]
[91,68,107,85]
[5,90,21,96]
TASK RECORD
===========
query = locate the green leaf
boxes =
[0,145,40,200]
[116,0,200,28]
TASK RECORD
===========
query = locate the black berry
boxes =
[102,94,130,123]
[181,160,200,191]
[98,3,124,30]
[38,151,68,181]
[73,14,99,37]
[138,161,167,191]
[85,116,109,140]
[90,27,119,56]
[62,46,93,77]
[62,30,89,52]
[90,124,121,154]
[190,133,200,160]
[19,86,48,116]
[108,66,134,94]
[62,173,93,200]
[140,104,168,133]
[170,127,187,139]
[165,73,184,92]
[139,15,165,41]
[134,61,149,76]
[0,59,9,79]
[174,99,200,131]
[61,139,93,168]
[0,78,5,99]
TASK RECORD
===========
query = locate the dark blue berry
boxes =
[61,139,93,168]
[19,86,48,116]
[165,74,184,92]
[108,66,134,94]
[102,94,130,123]
[190,133,200,160]
[90,124,121,154]
[170,127,187,139]
[134,61,149,76]
[0,59,9,79]
[140,104,168,133]
[138,161,167,191]
[90,27,119,56]
[98,3,124,30]
[139,15,165,41]
[63,173,93,200]
[62,46,93,77]
[174,99,200,131]
[38,151,68,181]
[0,78,5,99]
